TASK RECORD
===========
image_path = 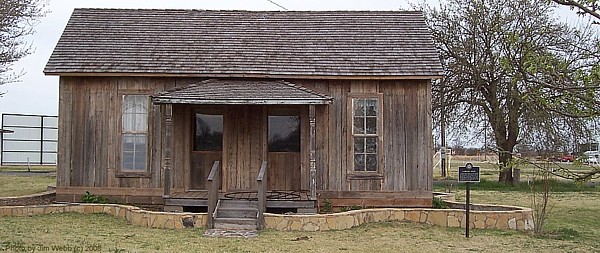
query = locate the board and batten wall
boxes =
[296,79,433,207]
[55,76,432,206]
[56,76,194,203]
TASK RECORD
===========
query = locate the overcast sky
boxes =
[0,0,589,121]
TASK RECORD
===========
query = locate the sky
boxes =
[0,0,591,120]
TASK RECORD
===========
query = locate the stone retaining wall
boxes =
[264,205,534,231]
[0,202,533,231]
[0,203,207,229]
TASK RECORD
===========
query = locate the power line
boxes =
[266,0,288,10]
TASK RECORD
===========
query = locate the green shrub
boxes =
[81,191,109,204]
[350,205,362,210]
[432,197,448,209]
[321,199,333,213]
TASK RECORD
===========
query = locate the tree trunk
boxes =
[498,150,514,184]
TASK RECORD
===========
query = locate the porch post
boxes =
[163,104,173,199]
[309,105,317,200]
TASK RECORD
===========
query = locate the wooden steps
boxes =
[213,199,259,230]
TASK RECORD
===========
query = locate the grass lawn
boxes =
[0,175,55,197]
[1,158,599,252]
[0,210,598,253]
[0,166,57,172]
[0,185,599,252]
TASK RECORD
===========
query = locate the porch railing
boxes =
[257,161,268,230]
[207,160,221,229]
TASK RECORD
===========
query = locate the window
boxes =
[121,95,148,171]
[352,97,379,172]
[194,112,223,151]
[268,115,300,152]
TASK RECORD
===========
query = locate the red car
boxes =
[561,155,574,162]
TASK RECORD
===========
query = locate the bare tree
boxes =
[552,0,600,20]
[0,0,45,90]
[419,0,600,183]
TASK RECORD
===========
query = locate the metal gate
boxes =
[0,113,58,166]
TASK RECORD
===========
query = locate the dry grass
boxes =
[0,166,56,172]
[1,160,599,252]
[0,209,597,253]
[0,175,55,197]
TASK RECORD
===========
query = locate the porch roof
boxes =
[151,79,332,105]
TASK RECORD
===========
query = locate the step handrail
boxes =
[207,160,221,229]
[256,160,267,230]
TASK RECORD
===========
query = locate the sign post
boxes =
[458,162,480,238]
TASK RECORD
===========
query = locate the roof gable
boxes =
[45,9,443,78]
[152,79,332,104]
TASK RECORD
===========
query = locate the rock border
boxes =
[0,191,533,231]
[0,203,207,229]
[0,202,533,231]
[264,206,534,231]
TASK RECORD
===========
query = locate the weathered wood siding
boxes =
[57,76,192,195]
[57,77,432,201]
[295,79,433,193]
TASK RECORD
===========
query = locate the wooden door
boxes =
[224,105,266,191]
[190,108,223,190]
[266,107,302,191]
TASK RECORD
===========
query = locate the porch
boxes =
[152,79,332,229]
[164,190,315,211]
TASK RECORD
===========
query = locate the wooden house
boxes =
[44,9,442,228]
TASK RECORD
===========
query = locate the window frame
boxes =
[347,93,384,179]
[117,94,151,178]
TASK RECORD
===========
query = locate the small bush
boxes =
[432,197,448,209]
[321,199,333,213]
[81,191,109,204]
[350,205,362,210]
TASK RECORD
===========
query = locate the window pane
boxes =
[353,99,365,117]
[123,95,148,133]
[354,154,365,171]
[353,117,364,134]
[123,96,137,114]
[354,137,365,153]
[366,117,377,134]
[195,113,223,151]
[134,142,147,170]
[122,151,134,170]
[366,137,377,153]
[366,154,377,171]
[268,115,300,152]
[122,135,135,152]
[122,134,146,171]
[366,99,377,116]
[136,96,148,113]
[135,114,148,132]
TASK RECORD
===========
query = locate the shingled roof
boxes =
[151,79,332,104]
[44,9,443,78]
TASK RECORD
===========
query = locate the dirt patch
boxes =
[0,191,56,206]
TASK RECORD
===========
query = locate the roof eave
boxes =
[44,71,444,80]
[152,98,333,105]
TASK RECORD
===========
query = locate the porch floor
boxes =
[165,190,315,209]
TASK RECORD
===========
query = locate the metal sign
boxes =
[458,163,480,182]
